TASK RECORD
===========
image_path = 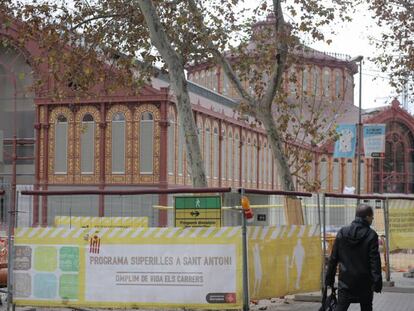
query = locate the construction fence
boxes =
[0,187,413,310]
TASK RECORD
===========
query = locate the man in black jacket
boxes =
[325,204,382,311]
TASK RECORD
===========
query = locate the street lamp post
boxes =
[351,55,363,201]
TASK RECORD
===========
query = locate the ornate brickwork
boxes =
[48,106,75,184]
[39,106,46,182]
[221,122,227,184]
[227,126,234,183]
[105,105,133,184]
[168,105,177,185]
[204,118,212,182]
[241,133,246,185]
[73,106,101,184]
[133,104,160,184]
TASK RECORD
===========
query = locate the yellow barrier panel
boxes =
[14,227,242,309]
[54,216,149,228]
[248,225,322,299]
[388,199,414,251]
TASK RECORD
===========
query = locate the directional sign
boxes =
[174,196,221,227]
[191,210,200,217]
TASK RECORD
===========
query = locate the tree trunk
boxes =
[258,107,295,191]
[138,0,207,187]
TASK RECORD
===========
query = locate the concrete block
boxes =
[294,292,322,302]
[402,272,414,278]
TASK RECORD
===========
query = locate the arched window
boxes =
[140,112,154,174]
[213,127,219,179]
[112,112,125,174]
[81,114,94,174]
[310,159,316,183]
[344,73,352,99]
[168,112,176,175]
[274,158,279,189]
[227,131,233,180]
[241,136,245,182]
[197,123,203,149]
[312,67,320,96]
[320,158,328,189]
[221,128,226,180]
[55,115,68,174]
[302,68,308,95]
[177,123,184,176]
[212,69,217,92]
[205,126,211,178]
[247,138,251,182]
[335,71,342,98]
[289,68,297,95]
[234,133,240,181]
[333,159,340,190]
[323,68,330,97]
[207,70,212,90]
[268,146,272,185]
[263,143,267,184]
[252,139,257,183]
[373,122,414,193]
[223,70,229,95]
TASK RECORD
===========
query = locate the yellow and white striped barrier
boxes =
[54,216,149,228]
[14,227,242,309]
[388,199,414,251]
[248,225,322,299]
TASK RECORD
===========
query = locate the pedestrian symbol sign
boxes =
[174,196,221,227]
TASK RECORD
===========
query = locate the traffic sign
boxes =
[174,196,221,227]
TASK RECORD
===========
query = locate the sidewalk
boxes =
[251,291,414,311]
[2,272,413,311]
[1,291,413,311]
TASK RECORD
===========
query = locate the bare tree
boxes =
[368,0,413,101]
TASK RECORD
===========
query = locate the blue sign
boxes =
[333,124,357,158]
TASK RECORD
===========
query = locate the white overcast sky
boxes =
[309,7,399,111]
[239,1,403,111]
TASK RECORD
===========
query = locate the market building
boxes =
[0,16,413,227]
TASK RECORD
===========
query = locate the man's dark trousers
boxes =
[335,290,373,311]
[335,301,372,311]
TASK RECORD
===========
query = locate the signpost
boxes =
[0,130,3,173]
[174,196,221,227]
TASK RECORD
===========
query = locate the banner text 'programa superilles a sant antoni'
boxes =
[14,227,242,309]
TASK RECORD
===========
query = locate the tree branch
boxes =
[212,49,256,105]
[70,14,124,31]
[186,0,256,107]
[137,0,207,187]
[261,0,288,109]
